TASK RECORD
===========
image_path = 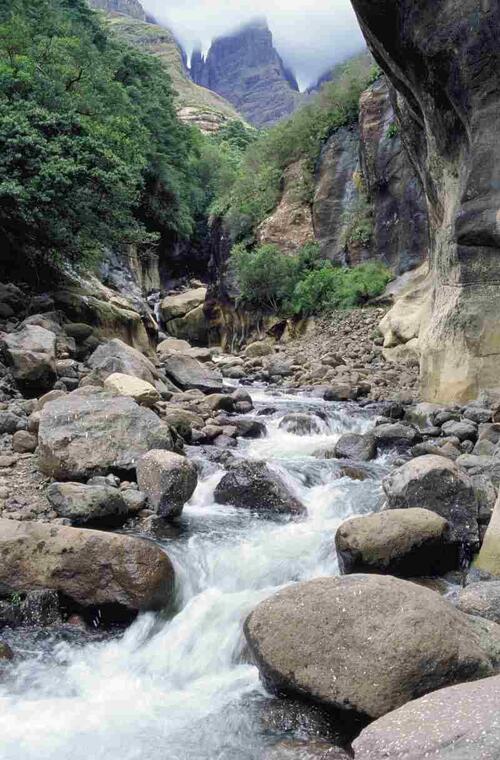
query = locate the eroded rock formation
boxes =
[351,0,500,403]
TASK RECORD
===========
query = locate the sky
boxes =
[141,0,366,91]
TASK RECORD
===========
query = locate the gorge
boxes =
[1,0,500,758]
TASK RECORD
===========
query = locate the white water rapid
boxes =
[0,388,388,760]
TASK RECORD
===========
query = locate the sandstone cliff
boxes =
[351,0,500,403]
[191,19,302,127]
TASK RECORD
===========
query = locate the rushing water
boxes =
[0,387,389,760]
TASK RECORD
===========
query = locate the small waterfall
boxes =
[0,388,385,760]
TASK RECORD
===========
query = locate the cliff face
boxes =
[351,0,500,403]
[191,20,302,127]
[88,0,145,20]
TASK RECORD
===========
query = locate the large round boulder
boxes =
[87,338,160,385]
[0,519,174,620]
[46,482,130,526]
[162,354,223,394]
[382,455,478,545]
[373,423,420,451]
[244,574,500,720]
[334,433,376,462]
[335,508,455,576]
[103,372,160,407]
[1,324,56,397]
[38,388,174,480]
[136,450,198,519]
[214,461,305,516]
[353,674,500,759]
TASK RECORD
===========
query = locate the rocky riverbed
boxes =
[2,287,500,758]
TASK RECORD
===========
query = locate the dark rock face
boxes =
[350,0,500,403]
[214,460,306,516]
[359,78,429,275]
[191,20,302,127]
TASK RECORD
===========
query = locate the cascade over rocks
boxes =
[38,387,174,480]
[350,0,500,403]
[244,574,500,721]
[0,519,174,619]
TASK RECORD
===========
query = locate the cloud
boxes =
[140,0,366,90]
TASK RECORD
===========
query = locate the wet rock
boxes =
[353,675,500,759]
[120,488,147,514]
[65,323,94,343]
[323,384,354,402]
[205,393,235,413]
[0,519,174,619]
[264,358,293,378]
[103,372,160,407]
[0,642,14,660]
[0,589,61,628]
[464,407,493,424]
[136,450,198,520]
[334,433,376,462]
[215,461,305,516]
[162,354,223,394]
[231,387,253,406]
[456,582,500,624]
[441,419,478,442]
[11,430,37,453]
[279,413,322,436]
[1,324,56,396]
[244,575,500,720]
[383,455,478,545]
[263,740,350,760]
[336,508,455,577]
[373,423,419,451]
[38,388,174,480]
[46,482,129,526]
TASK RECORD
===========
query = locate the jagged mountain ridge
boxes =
[88,0,244,132]
[191,19,303,127]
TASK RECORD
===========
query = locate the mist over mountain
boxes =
[141,0,365,90]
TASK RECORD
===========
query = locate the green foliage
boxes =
[220,56,375,241]
[0,0,202,270]
[387,121,399,139]
[292,262,392,315]
[231,239,391,317]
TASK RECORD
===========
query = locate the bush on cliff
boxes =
[292,262,392,315]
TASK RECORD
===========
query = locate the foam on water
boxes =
[0,389,383,760]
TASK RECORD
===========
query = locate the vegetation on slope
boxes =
[0,0,205,271]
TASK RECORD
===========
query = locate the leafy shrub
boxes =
[387,121,399,139]
[230,243,299,313]
[293,262,392,315]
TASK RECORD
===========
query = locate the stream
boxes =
[0,386,390,760]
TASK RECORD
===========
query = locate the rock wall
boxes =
[191,20,302,127]
[351,0,500,403]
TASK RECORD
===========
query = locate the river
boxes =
[0,386,389,760]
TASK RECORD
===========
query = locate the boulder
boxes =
[456,582,500,624]
[46,482,129,526]
[373,423,419,451]
[103,372,160,407]
[214,461,305,516]
[166,304,209,345]
[334,433,376,462]
[244,574,500,720]
[441,419,478,441]
[12,430,37,453]
[136,450,198,519]
[38,388,174,480]
[87,338,160,386]
[157,337,191,359]
[159,287,206,322]
[263,740,350,759]
[0,412,20,434]
[245,341,274,358]
[336,509,455,577]
[278,413,322,436]
[0,519,174,618]
[1,324,56,396]
[162,354,223,394]
[404,402,443,431]
[323,384,354,402]
[383,455,478,545]
[353,675,500,760]
[205,393,235,413]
